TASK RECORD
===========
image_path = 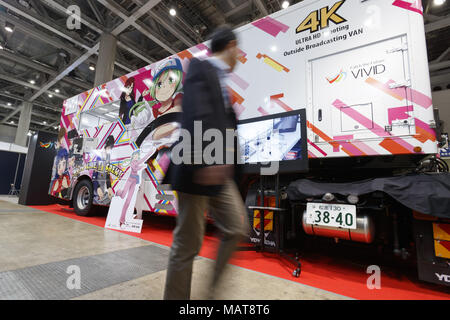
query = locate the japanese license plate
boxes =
[306,203,357,229]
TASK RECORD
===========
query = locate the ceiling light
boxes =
[7,102,11,106]
[89,64,95,71]
[169,8,176,16]
[29,80,35,84]
[0,44,3,50]
[10,121,14,124]
[18,0,31,9]
[43,121,47,125]
[53,126,58,130]
[27,132,32,136]
[434,0,446,5]
[48,94,53,98]
[282,1,290,9]
[54,89,60,93]
[4,22,14,33]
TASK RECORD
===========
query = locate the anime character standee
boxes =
[115,148,155,227]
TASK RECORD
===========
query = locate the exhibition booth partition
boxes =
[19,131,59,206]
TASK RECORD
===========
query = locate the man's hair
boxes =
[105,135,115,149]
[210,25,236,53]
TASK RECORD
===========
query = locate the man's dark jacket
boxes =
[163,58,240,196]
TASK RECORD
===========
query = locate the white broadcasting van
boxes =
[49,0,450,286]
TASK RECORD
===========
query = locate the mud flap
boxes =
[413,218,450,286]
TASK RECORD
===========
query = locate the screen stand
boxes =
[237,173,302,278]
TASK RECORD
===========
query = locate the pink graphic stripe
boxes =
[257,106,269,115]
[229,72,249,90]
[252,16,289,37]
[334,135,354,140]
[332,99,390,137]
[97,123,116,149]
[386,80,433,109]
[367,78,432,109]
[407,88,432,109]
[270,94,293,112]
[415,118,435,136]
[352,141,379,155]
[339,142,365,156]
[233,103,245,118]
[195,43,211,56]
[333,135,355,152]
[308,150,317,158]
[307,139,327,156]
[393,137,420,153]
[388,106,410,124]
[143,194,154,211]
[392,0,423,15]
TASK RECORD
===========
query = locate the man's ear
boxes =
[226,39,237,50]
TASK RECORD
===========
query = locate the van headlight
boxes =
[322,193,335,201]
[347,195,359,204]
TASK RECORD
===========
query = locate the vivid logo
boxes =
[40,141,54,149]
[326,69,347,84]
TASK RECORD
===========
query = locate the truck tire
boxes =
[73,180,93,216]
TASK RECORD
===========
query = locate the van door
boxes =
[308,35,413,145]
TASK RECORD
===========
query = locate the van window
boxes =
[79,101,120,131]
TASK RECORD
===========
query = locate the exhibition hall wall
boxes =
[0,125,18,144]
[0,150,26,195]
[432,89,450,132]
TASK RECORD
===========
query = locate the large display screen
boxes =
[237,109,308,174]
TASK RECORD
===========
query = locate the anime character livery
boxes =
[92,135,115,205]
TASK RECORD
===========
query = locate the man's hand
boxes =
[62,177,69,189]
[193,165,233,186]
[107,188,114,199]
[97,187,104,200]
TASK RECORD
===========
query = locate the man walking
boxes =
[163,26,248,300]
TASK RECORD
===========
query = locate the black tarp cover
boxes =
[287,173,450,218]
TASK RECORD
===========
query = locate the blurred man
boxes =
[163,26,248,300]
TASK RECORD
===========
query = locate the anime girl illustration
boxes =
[50,148,70,198]
[92,135,115,204]
[132,58,184,143]
[127,58,184,181]
[148,57,183,140]
[115,148,155,228]
[120,77,145,126]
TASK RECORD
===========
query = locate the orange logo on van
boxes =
[326,69,347,84]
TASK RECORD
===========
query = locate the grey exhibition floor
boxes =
[0,198,350,300]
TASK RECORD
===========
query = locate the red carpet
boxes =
[31,204,450,300]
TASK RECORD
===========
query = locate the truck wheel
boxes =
[73,180,93,216]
